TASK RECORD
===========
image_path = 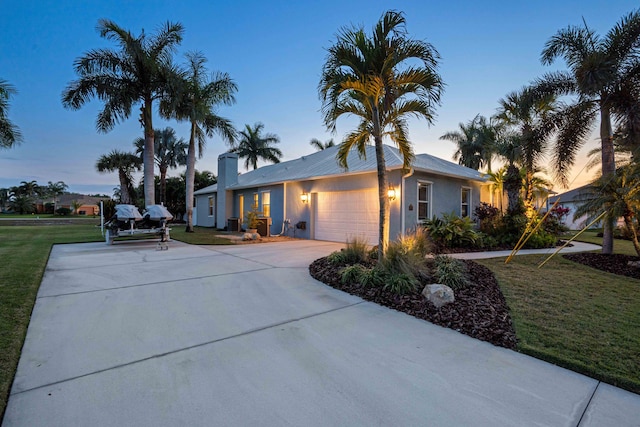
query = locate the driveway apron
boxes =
[3,240,639,426]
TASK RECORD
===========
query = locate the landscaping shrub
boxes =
[327,250,347,265]
[340,264,368,284]
[524,230,557,248]
[379,234,427,279]
[382,273,418,295]
[433,255,470,290]
[542,205,570,236]
[341,235,369,264]
[423,212,481,250]
[474,202,501,235]
[55,207,71,216]
[360,267,386,287]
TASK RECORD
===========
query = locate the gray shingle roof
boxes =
[548,184,593,204]
[195,144,486,195]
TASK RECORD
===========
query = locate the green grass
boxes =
[0,224,103,419]
[170,226,235,245]
[477,245,640,393]
[567,230,638,256]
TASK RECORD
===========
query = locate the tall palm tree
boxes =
[62,19,184,207]
[440,115,487,170]
[231,123,282,170]
[537,10,640,253]
[0,79,22,149]
[163,51,236,232]
[135,127,188,205]
[496,87,559,216]
[319,10,443,257]
[96,150,142,204]
[309,138,335,151]
[495,133,524,212]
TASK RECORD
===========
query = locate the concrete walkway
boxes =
[3,239,639,426]
[450,240,602,260]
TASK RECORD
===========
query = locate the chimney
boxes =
[216,152,238,229]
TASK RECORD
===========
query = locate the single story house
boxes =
[194,144,488,245]
[36,194,109,215]
[548,185,599,230]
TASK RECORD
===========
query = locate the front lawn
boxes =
[477,252,640,393]
[0,224,103,419]
[169,226,236,245]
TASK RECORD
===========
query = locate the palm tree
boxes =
[574,164,640,256]
[537,10,640,253]
[495,133,524,212]
[96,150,142,204]
[0,79,22,149]
[440,116,486,170]
[135,127,187,205]
[62,19,184,207]
[486,167,506,212]
[319,10,443,257]
[46,181,68,212]
[162,51,236,232]
[309,138,335,151]
[496,87,559,216]
[231,123,282,170]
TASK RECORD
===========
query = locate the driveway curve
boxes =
[3,239,638,426]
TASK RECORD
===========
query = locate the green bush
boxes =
[523,230,557,249]
[423,212,481,250]
[379,238,426,279]
[340,264,368,284]
[360,267,386,287]
[341,235,369,264]
[433,255,469,290]
[327,251,347,265]
[55,207,71,216]
[383,273,418,295]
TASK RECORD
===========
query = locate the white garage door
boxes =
[315,189,379,245]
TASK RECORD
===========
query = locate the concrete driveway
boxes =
[3,239,639,426]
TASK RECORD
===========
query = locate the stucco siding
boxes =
[195,194,216,228]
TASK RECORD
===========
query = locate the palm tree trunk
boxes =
[184,122,197,232]
[600,104,615,255]
[118,170,131,204]
[372,106,389,260]
[160,165,168,205]
[143,99,156,207]
[524,169,535,218]
[623,215,640,257]
[505,164,521,213]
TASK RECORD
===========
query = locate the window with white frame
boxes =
[208,196,215,216]
[253,193,259,210]
[461,187,471,218]
[418,182,431,221]
[261,191,271,217]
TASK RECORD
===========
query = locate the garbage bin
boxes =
[227,217,240,232]
[257,217,272,237]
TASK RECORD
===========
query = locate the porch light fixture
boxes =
[300,192,309,203]
[387,187,397,201]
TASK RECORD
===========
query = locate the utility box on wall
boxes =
[257,217,272,237]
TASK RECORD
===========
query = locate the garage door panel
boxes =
[315,190,378,245]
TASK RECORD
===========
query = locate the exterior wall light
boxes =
[301,193,309,203]
[387,187,397,201]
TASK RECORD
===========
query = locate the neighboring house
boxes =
[548,185,595,230]
[194,144,487,245]
[51,194,110,215]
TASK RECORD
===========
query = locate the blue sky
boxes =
[1,0,637,195]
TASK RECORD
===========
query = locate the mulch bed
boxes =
[309,257,518,349]
[563,253,640,280]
